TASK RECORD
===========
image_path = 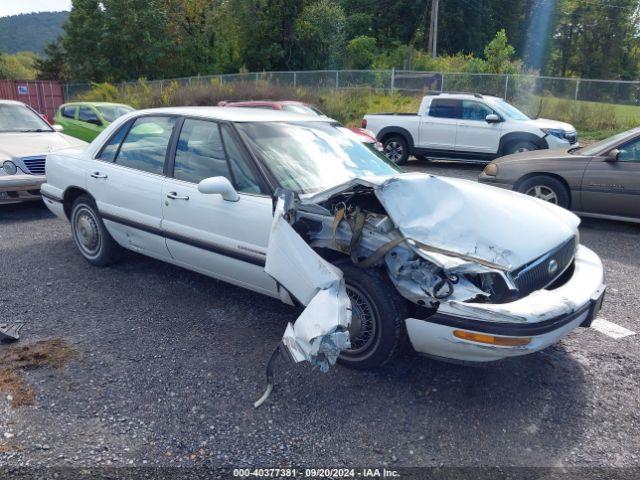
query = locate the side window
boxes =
[429,99,460,119]
[173,119,231,183]
[79,106,100,124]
[115,116,176,174]
[461,101,495,121]
[617,138,640,162]
[220,124,261,193]
[97,122,130,162]
[61,106,76,119]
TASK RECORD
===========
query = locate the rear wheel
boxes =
[383,135,409,165]
[517,176,570,209]
[338,263,408,369]
[70,195,122,266]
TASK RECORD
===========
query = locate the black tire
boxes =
[337,263,409,369]
[383,135,409,165]
[516,175,570,209]
[504,140,539,155]
[70,195,122,266]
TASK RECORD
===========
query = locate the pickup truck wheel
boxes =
[70,195,122,266]
[337,263,408,370]
[505,140,538,155]
[517,176,570,209]
[383,135,409,165]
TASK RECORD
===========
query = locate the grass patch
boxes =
[0,339,78,408]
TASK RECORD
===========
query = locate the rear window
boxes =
[429,99,460,119]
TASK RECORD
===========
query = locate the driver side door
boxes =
[77,106,104,142]
[455,100,503,154]
[581,137,640,220]
[161,118,278,297]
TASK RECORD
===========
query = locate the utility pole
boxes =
[428,0,439,58]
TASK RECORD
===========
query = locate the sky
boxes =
[0,0,71,17]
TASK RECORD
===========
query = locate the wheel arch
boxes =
[62,186,93,219]
[378,126,415,148]
[514,172,572,209]
[499,132,548,155]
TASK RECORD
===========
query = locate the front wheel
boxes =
[517,176,570,209]
[504,140,538,155]
[338,263,408,369]
[70,195,122,266]
[383,135,409,165]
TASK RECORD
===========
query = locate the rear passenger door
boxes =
[419,98,459,151]
[161,118,278,297]
[88,115,177,259]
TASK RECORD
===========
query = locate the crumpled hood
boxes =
[529,118,576,133]
[0,132,86,160]
[306,173,579,271]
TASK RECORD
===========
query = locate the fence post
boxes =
[390,68,395,92]
[255,72,259,85]
[293,71,297,88]
[574,79,580,101]
[440,73,445,92]
[335,70,339,90]
[504,74,509,99]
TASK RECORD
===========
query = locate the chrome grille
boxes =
[22,157,46,175]
[511,236,577,297]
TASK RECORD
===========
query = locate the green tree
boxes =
[62,0,107,82]
[35,39,68,80]
[346,36,377,69]
[294,0,346,69]
[483,29,517,73]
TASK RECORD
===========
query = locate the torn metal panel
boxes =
[265,197,352,370]
[0,321,24,341]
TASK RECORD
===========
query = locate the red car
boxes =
[218,100,382,150]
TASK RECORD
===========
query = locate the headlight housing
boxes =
[483,163,498,176]
[2,161,17,175]
[541,128,566,139]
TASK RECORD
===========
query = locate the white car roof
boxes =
[0,99,27,106]
[131,106,335,123]
[434,93,502,101]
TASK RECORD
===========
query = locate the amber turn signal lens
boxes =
[453,330,531,346]
[483,163,498,176]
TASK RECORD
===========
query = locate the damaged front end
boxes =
[257,173,604,404]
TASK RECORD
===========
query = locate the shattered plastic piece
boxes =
[0,321,25,341]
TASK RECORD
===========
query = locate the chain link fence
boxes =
[63,69,640,108]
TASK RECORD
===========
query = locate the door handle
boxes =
[90,172,108,179]
[166,192,189,200]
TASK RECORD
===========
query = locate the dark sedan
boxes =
[478,127,640,223]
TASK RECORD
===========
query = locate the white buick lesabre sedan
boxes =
[41,107,605,370]
[0,100,87,204]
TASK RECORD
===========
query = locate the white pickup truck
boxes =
[362,93,578,165]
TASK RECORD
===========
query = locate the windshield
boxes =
[95,105,134,123]
[282,104,325,116]
[491,99,530,120]
[237,122,401,194]
[579,128,640,156]
[0,104,53,133]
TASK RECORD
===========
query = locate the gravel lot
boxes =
[1,159,639,472]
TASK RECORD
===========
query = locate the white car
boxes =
[0,100,87,204]
[41,107,605,369]
[362,93,578,165]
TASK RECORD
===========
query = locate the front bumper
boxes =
[0,174,46,204]
[405,245,605,362]
[477,174,513,190]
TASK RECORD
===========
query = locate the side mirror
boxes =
[52,124,64,132]
[198,176,239,202]
[606,149,620,162]
[485,114,501,123]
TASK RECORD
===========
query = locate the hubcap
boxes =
[525,185,558,204]
[74,207,101,256]
[516,146,532,153]
[384,141,404,163]
[345,284,377,354]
